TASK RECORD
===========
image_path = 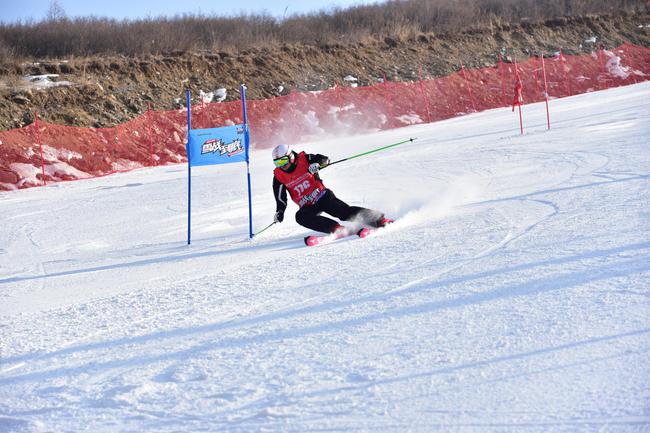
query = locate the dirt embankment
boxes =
[0,12,648,131]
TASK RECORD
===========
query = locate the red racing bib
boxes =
[274,152,326,207]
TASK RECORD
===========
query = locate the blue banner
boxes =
[187,125,248,167]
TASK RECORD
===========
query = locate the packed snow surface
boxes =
[1,83,649,432]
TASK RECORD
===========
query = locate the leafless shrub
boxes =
[0,38,13,62]
[0,0,646,59]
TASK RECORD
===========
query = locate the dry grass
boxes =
[0,0,646,60]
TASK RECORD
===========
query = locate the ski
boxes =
[304,228,356,247]
[357,227,377,238]
[358,218,394,238]
[304,219,395,247]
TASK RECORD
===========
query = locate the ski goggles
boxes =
[273,156,291,168]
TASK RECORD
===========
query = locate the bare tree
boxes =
[46,0,67,22]
[0,0,645,58]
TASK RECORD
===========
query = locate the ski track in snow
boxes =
[1,83,649,432]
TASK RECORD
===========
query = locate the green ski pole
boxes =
[252,221,277,238]
[325,137,416,168]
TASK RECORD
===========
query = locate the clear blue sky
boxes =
[0,0,379,23]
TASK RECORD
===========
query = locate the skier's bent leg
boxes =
[296,206,340,234]
[347,206,385,227]
[323,192,384,227]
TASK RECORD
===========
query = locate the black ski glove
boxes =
[274,211,284,223]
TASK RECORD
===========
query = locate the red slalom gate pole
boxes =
[512,56,524,135]
[35,111,46,186]
[540,53,551,130]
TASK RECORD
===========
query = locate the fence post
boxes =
[512,56,524,135]
[289,85,301,139]
[418,67,432,124]
[596,48,604,90]
[147,102,154,166]
[460,63,477,112]
[626,44,639,85]
[498,53,507,106]
[201,98,206,129]
[335,81,344,122]
[540,53,551,130]
[115,128,122,172]
[35,111,46,186]
[112,129,118,170]
[559,49,572,96]
[533,53,542,98]
[383,75,396,129]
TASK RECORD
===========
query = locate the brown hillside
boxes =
[0,12,648,131]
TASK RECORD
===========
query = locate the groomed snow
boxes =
[1,82,649,432]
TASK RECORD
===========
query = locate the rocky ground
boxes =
[0,12,648,131]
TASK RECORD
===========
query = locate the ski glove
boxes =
[274,211,284,223]
[308,163,321,174]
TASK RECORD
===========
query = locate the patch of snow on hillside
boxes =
[44,162,91,179]
[9,162,42,186]
[397,114,423,125]
[22,74,72,90]
[41,145,83,162]
[604,51,631,79]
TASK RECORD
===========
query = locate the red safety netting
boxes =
[1,43,648,191]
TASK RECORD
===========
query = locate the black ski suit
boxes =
[273,152,384,234]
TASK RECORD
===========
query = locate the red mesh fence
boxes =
[1,43,648,191]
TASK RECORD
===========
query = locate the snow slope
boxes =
[1,83,649,433]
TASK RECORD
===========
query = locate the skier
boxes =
[271,144,392,239]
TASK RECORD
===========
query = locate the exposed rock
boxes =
[11,94,31,105]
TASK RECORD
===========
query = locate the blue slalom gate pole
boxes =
[186,89,192,245]
[241,84,254,239]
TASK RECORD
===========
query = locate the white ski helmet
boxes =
[272,144,291,160]
[272,144,295,168]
